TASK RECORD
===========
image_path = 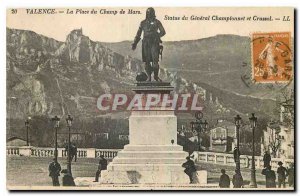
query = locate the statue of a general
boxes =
[132,7,166,82]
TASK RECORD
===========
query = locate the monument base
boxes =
[100,144,190,184]
[100,82,207,185]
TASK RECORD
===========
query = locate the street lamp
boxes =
[249,113,258,188]
[66,114,73,176]
[190,111,208,151]
[51,116,60,162]
[234,115,242,172]
[24,117,31,146]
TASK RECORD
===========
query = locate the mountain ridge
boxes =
[7,27,276,122]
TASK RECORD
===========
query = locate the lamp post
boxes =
[234,115,242,172]
[249,113,258,188]
[190,111,208,151]
[51,116,60,162]
[66,114,73,175]
[24,117,31,146]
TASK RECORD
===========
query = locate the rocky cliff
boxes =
[7,28,209,120]
[7,28,279,147]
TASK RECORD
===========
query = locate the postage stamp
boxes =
[251,32,293,83]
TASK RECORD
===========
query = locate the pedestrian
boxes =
[48,158,61,186]
[71,144,78,162]
[233,147,240,164]
[93,155,108,182]
[277,161,287,188]
[232,169,243,188]
[61,169,75,186]
[261,165,276,188]
[219,169,230,188]
[287,163,294,187]
[182,156,197,184]
[263,151,271,168]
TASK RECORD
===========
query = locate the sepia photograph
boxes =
[5,6,295,191]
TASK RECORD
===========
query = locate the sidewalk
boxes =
[73,177,293,190]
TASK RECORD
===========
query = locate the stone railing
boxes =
[195,151,294,169]
[61,148,88,158]
[6,147,20,156]
[95,149,119,159]
[31,147,55,157]
[7,146,120,159]
[7,146,293,168]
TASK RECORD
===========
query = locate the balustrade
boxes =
[6,146,293,169]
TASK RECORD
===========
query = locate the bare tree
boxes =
[274,88,294,127]
[268,121,282,158]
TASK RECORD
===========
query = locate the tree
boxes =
[268,121,282,158]
[274,88,294,127]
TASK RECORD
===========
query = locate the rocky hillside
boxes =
[7,28,278,121]
[7,28,280,146]
[7,28,208,120]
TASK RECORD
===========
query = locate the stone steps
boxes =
[117,150,187,158]
[112,157,186,164]
[123,145,184,151]
[107,163,184,171]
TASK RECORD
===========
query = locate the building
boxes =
[209,120,236,152]
[7,136,27,146]
[262,102,294,159]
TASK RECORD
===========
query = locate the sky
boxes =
[7,7,294,42]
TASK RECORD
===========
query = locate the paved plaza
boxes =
[6,156,293,190]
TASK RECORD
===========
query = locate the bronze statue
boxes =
[132,7,166,82]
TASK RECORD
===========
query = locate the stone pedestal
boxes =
[101,82,190,184]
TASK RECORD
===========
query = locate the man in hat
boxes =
[232,169,243,188]
[61,169,75,186]
[48,158,61,186]
[277,161,287,188]
[263,151,271,168]
[132,7,166,82]
[287,163,294,187]
[261,165,276,188]
[182,156,197,183]
[219,169,230,188]
[93,155,108,182]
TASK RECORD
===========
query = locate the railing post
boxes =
[19,146,32,157]
[256,156,260,169]
[57,148,63,158]
[245,156,249,168]
[86,148,96,158]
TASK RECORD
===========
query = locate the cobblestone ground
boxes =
[7,156,99,187]
[6,156,292,189]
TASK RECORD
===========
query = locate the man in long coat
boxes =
[182,156,197,183]
[132,7,166,82]
[261,165,276,188]
[48,158,61,186]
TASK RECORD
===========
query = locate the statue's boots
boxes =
[153,67,162,82]
[145,66,152,82]
[145,63,152,82]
